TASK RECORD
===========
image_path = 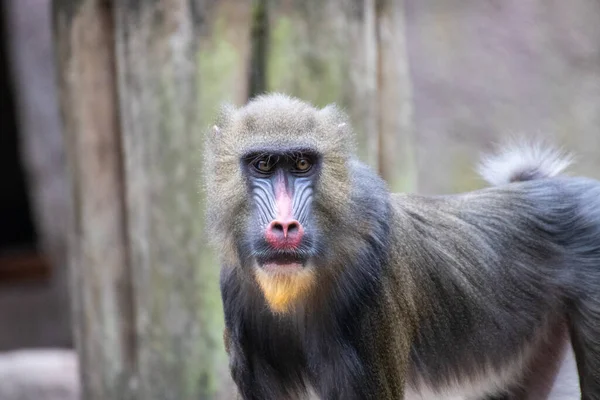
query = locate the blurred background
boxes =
[0,0,599,399]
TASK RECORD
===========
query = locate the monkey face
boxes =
[241,149,321,273]
[204,94,358,312]
[236,149,326,313]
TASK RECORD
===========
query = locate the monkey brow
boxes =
[246,152,279,165]
[286,151,309,160]
[242,148,320,165]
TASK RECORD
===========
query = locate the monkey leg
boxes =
[483,320,577,400]
[516,321,578,400]
[569,294,600,400]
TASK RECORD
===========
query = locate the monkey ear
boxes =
[332,116,355,152]
[336,122,351,138]
[215,102,236,128]
[319,103,349,126]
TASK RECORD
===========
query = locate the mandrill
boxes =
[202,93,600,400]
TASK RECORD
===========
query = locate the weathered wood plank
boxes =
[55,0,249,398]
[264,0,416,189]
[376,0,417,192]
[53,1,136,399]
[0,251,51,283]
[265,0,379,168]
[196,0,255,122]
[114,1,249,398]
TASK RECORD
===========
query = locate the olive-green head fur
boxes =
[203,93,356,264]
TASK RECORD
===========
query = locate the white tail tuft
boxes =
[478,140,573,186]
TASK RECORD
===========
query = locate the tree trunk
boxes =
[53,0,249,398]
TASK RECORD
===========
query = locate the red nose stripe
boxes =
[274,174,293,220]
[265,174,304,249]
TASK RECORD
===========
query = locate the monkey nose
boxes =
[265,219,304,249]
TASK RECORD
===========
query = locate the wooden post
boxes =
[114,1,248,398]
[53,1,135,399]
[264,0,416,188]
[376,0,417,192]
[265,0,380,168]
[53,0,250,398]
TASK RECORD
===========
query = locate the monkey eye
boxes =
[293,157,312,173]
[253,158,275,174]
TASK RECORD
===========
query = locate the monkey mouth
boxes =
[255,252,308,271]
[252,236,314,271]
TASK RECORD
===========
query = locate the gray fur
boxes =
[399,177,600,398]
[204,94,600,400]
[399,143,600,399]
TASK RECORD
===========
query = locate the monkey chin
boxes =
[254,262,316,314]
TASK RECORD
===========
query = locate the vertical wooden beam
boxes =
[55,0,250,398]
[248,0,269,97]
[53,1,136,399]
[265,0,379,168]
[376,0,417,192]
[114,2,212,398]
[195,0,255,123]
[263,0,416,186]
[114,1,249,398]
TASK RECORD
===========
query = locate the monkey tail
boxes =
[477,140,574,186]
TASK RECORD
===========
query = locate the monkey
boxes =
[202,93,600,400]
